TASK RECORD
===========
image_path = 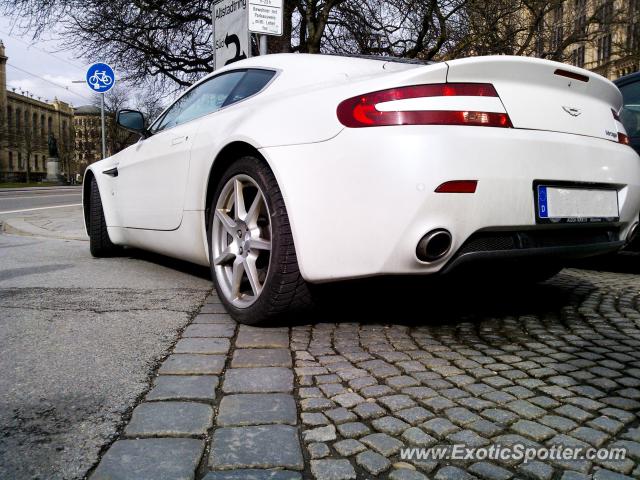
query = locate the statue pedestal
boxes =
[46,158,60,182]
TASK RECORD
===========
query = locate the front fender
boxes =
[83,159,120,234]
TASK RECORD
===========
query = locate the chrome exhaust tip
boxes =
[417,229,452,262]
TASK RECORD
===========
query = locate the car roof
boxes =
[614,71,640,87]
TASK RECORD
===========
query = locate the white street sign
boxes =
[213,0,250,69]
[249,0,283,36]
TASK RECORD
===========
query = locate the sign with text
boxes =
[248,0,283,36]
[213,0,250,69]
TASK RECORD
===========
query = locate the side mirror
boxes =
[117,109,148,137]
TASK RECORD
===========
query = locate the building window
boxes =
[16,109,21,130]
[599,0,614,26]
[7,106,12,133]
[47,116,52,135]
[574,0,586,35]
[597,34,612,63]
[18,152,22,170]
[628,20,640,53]
[551,5,564,51]
[572,45,585,67]
[536,20,545,55]
[40,114,45,138]
[8,152,13,171]
[34,155,38,170]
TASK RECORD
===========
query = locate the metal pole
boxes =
[100,93,106,158]
[259,34,267,55]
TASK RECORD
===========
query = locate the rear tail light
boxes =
[618,132,630,145]
[337,83,512,128]
[612,108,630,145]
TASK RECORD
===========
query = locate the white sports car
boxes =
[83,53,640,324]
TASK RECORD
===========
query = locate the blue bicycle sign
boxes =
[86,63,115,93]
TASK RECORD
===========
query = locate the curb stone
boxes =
[89,293,304,480]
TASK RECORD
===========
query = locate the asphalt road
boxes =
[0,190,212,480]
[0,186,82,215]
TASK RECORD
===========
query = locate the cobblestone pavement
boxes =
[90,269,640,480]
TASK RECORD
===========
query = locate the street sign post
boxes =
[248,0,283,36]
[213,0,250,70]
[85,63,116,159]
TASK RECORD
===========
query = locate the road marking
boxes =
[0,194,82,200]
[0,204,82,214]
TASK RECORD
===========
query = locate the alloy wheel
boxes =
[212,174,272,308]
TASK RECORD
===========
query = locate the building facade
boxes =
[74,105,110,175]
[537,0,639,79]
[0,39,75,182]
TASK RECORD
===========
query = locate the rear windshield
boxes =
[620,80,640,138]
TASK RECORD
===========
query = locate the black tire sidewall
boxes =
[208,156,289,324]
[89,177,116,256]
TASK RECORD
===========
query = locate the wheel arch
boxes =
[204,141,270,228]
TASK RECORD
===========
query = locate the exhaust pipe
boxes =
[416,229,452,262]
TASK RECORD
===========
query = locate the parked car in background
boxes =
[615,71,640,156]
[615,72,640,252]
[83,54,640,324]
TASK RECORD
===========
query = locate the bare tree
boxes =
[450,0,628,63]
[323,0,466,60]
[1,0,351,94]
[133,90,166,127]
[91,85,137,154]
[2,0,637,100]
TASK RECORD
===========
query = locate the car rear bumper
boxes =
[261,125,640,282]
[440,227,624,274]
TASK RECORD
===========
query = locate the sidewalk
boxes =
[0,185,82,193]
[0,205,87,241]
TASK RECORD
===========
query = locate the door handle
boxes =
[171,135,189,146]
[102,167,118,177]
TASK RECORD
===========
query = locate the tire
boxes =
[208,156,313,324]
[89,177,118,257]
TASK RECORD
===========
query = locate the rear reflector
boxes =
[554,68,590,83]
[337,83,512,128]
[619,132,630,145]
[435,180,478,193]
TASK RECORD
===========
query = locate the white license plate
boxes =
[537,186,619,222]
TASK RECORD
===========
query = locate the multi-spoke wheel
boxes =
[212,174,272,308]
[209,156,313,324]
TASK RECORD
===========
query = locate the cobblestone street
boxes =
[90,268,640,480]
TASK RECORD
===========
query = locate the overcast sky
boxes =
[1,15,102,107]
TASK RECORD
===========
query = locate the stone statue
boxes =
[47,133,59,158]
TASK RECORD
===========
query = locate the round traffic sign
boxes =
[86,63,115,93]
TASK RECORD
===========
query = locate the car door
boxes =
[114,70,247,230]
